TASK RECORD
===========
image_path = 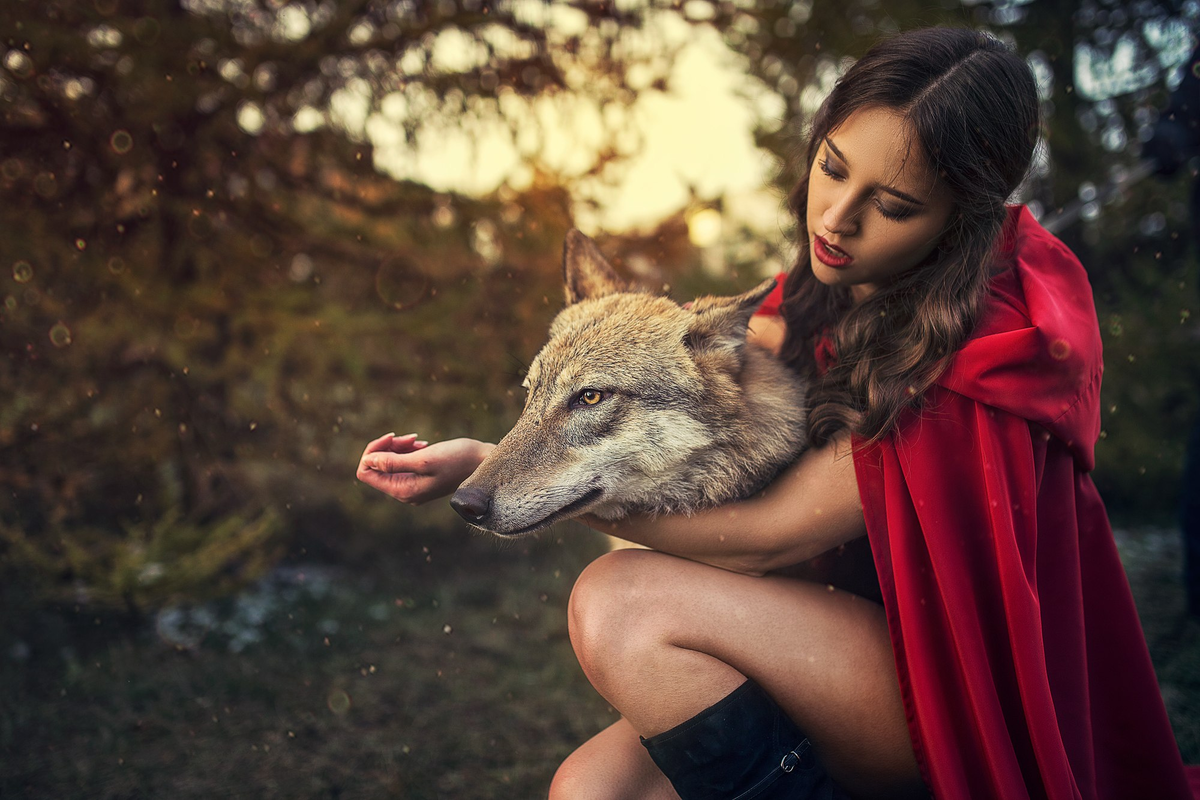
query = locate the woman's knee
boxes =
[567,549,676,684]
[548,749,600,800]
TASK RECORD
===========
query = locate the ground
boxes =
[1,524,1197,799]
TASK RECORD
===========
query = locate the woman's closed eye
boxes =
[819,157,918,222]
[875,201,916,221]
[818,157,846,182]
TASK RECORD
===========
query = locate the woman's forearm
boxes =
[584,503,783,576]
[580,436,867,576]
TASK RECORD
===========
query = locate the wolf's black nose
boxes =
[450,486,491,523]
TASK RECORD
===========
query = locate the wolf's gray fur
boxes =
[450,229,809,536]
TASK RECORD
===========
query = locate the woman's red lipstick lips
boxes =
[814,235,854,268]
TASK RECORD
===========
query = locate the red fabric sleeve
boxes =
[853,387,1195,799]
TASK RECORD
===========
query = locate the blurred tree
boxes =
[4,0,1198,609]
[0,0,677,608]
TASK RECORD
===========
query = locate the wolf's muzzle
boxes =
[449,486,491,523]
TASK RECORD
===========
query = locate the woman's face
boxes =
[805,106,954,303]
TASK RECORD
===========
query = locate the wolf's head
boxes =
[451,229,802,536]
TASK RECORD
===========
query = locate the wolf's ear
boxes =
[563,229,627,305]
[684,278,777,358]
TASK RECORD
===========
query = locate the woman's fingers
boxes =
[356,466,392,493]
[361,432,429,459]
[357,464,437,504]
[359,450,428,475]
[362,432,397,459]
[381,433,429,453]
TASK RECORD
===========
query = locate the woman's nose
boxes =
[823,194,859,236]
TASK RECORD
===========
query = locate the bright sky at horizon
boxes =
[270,4,1198,250]
[359,16,792,242]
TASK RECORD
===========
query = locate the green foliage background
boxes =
[1,0,1197,601]
[3,1,1200,796]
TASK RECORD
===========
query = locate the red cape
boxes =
[760,206,1199,798]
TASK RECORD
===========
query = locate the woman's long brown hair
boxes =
[779,28,1040,445]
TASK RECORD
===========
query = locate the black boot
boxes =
[640,680,844,800]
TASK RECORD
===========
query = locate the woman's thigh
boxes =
[567,548,922,798]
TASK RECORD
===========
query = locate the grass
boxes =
[1,523,1197,799]
[0,523,617,800]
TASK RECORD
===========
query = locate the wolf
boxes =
[449,229,809,537]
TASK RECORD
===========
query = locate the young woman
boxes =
[357,27,1198,800]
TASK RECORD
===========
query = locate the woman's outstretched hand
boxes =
[356,432,493,505]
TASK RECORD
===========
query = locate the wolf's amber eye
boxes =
[574,389,604,407]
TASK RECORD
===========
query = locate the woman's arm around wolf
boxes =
[357,428,865,578]
[580,432,866,577]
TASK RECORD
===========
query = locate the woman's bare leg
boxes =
[560,548,924,800]
[548,718,678,800]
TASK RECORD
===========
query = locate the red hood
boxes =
[938,205,1104,470]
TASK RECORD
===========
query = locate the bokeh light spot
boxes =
[33,172,58,198]
[375,257,429,311]
[110,130,133,154]
[432,203,455,228]
[1,158,24,180]
[49,321,72,348]
[687,208,723,248]
[13,260,33,283]
[133,16,160,44]
[327,689,352,715]
[3,50,34,79]
[289,253,314,282]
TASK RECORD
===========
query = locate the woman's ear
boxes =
[684,278,777,359]
[562,229,628,304]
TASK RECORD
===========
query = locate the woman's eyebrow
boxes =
[823,136,927,208]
